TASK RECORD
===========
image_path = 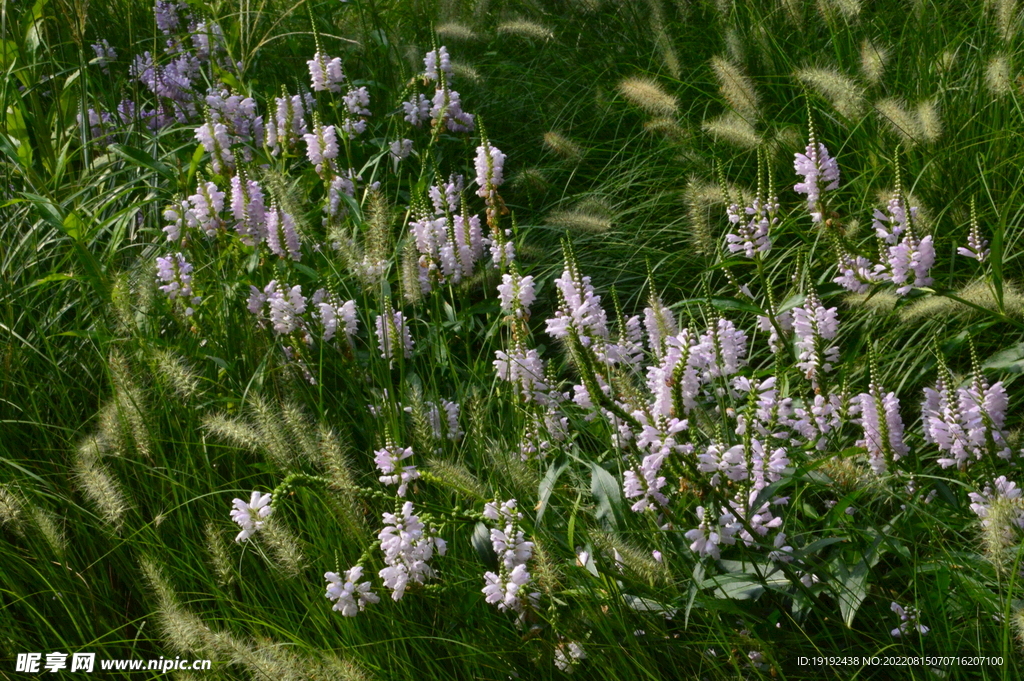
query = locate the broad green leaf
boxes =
[536,458,568,526]
[109,144,174,181]
[832,558,869,628]
[590,461,623,531]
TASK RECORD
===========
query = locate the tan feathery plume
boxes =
[712,56,759,122]
[74,438,130,531]
[497,19,554,41]
[150,348,200,399]
[796,66,866,119]
[0,484,25,536]
[617,76,679,116]
[875,98,925,145]
[644,116,688,142]
[425,458,488,499]
[986,54,1014,95]
[992,0,1021,42]
[816,0,861,21]
[435,22,479,42]
[451,60,482,84]
[937,49,957,75]
[202,413,262,452]
[545,198,614,233]
[511,167,550,193]
[844,291,898,312]
[542,131,584,161]
[30,508,67,558]
[860,39,888,84]
[702,112,762,148]
[916,98,942,143]
[204,521,234,586]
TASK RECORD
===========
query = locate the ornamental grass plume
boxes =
[985,54,1014,95]
[711,56,759,123]
[74,439,130,532]
[542,131,584,160]
[875,98,926,145]
[545,199,614,233]
[436,22,478,42]
[496,19,554,41]
[795,66,866,119]
[860,39,888,84]
[617,77,679,116]
[702,112,761,149]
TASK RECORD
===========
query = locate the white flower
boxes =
[230,491,272,542]
[325,565,380,616]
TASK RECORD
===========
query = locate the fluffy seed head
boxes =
[816,0,861,20]
[875,98,925,145]
[497,19,554,41]
[860,39,888,84]
[545,198,614,233]
[916,99,942,143]
[0,485,24,535]
[702,112,761,148]
[617,77,679,116]
[711,56,759,123]
[796,66,866,119]
[202,413,262,452]
[261,516,306,577]
[205,521,235,586]
[986,55,1014,95]
[74,442,130,532]
[435,22,479,42]
[542,131,584,160]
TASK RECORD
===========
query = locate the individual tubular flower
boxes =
[403,94,431,127]
[187,181,226,236]
[792,289,840,387]
[684,505,739,560]
[311,289,358,343]
[308,51,345,93]
[554,642,586,673]
[958,200,990,262]
[303,120,339,176]
[266,204,302,261]
[424,46,453,83]
[155,253,199,314]
[91,39,116,73]
[324,566,379,616]
[194,119,233,174]
[341,87,371,139]
[374,445,419,497]
[497,271,536,318]
[726,194,777,259]
[377,501,446,600]
[855,382,908,474]
[474,141,506,204]
[481,499,537,613]
[230,491,272,542]
[494,345,550,404]
[229,174,268,246]
[890,602,929,637]
[375,308,414,360]
[793,134,839,223]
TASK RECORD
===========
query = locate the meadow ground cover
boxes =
[3,0,1024,679]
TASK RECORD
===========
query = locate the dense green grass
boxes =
[3,1,1024,679]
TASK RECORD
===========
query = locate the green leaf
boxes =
[471,522,496,569]
[777,293,806,314]
[109,144,174,181]
[536,459,568,526]
[707,296,765,315]
[590,461,623,531]
[832,558,869,628]
[982,342,1024,373]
